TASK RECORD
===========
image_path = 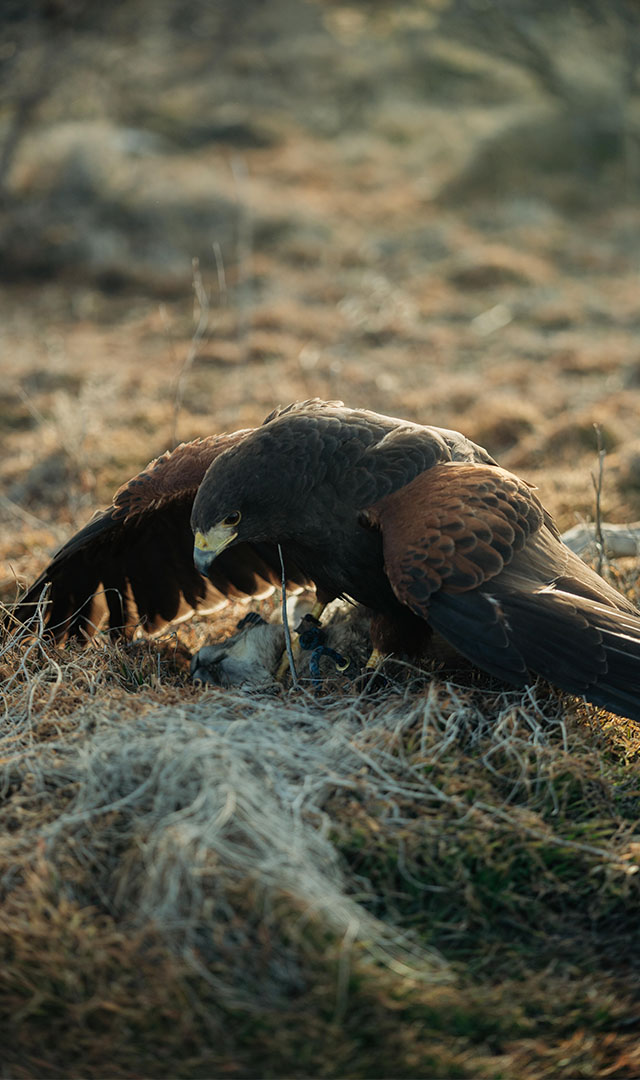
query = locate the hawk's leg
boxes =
[355,609,435,692]
[353,647,390,694]
[369,609,434,659]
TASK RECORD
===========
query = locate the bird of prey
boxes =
[10,419,311,640]
[10,399,640,721]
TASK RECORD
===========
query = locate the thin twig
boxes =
[171,258,210,448]
[212,240,228,306]
[278,543,298,688]
[231,156,252,360]
[591,424,607,576]
[0,493,58,533]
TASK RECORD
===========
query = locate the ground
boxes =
[2,2,640,1078]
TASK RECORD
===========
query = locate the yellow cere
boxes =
[194,525,237,556]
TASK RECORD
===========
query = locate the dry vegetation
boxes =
[2,1,640,1076]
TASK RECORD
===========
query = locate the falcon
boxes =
[10,399,640,720]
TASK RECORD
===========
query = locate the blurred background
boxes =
[2,0,640,585]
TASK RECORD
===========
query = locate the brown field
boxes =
[2,2,640,1077]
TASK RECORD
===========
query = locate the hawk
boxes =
[11,400,640,720]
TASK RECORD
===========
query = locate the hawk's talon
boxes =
[308,644,350,681]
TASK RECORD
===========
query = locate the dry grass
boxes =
[3,1,640,1076]
[2,609,640,1078]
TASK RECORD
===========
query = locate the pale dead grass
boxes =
[2,3,640,1076]
[2,611,640,1077]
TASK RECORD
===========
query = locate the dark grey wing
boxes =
[9,433,309,642]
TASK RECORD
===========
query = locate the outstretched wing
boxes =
[9,431,308,642]
[367,462,545,608]
[366,462,640,719]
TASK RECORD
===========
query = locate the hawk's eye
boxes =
[223,511,241,527]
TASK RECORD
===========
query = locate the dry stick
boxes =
[231,156,252,362]
[278,544,298,688]
[212,240,228,307]
[0,493,60,533]
[591,423,607,577]
[170,258,210,448]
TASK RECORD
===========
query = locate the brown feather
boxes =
[367,462,545,607]
[9,430,307,641]
[364,460,640,717]
[112,433,248,522]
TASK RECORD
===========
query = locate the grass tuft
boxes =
[2,615,640,1077]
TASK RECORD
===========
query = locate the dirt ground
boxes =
[3,1,640,590]
[2,3,640,1078]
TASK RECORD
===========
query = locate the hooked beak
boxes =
[193,525,238,575]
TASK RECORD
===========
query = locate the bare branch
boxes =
[278,543,298,689]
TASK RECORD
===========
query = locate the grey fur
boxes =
[191,599,371,689]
